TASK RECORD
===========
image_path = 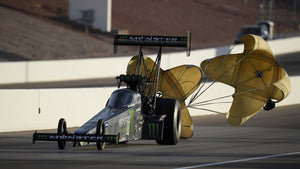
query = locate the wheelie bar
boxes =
[32,132,119,144]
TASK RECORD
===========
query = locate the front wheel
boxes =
[57,118,68,149]
[155,98,181,145]
[96,120,106,150]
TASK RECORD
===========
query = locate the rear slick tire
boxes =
[156,98,181,145]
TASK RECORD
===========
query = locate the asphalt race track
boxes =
[0,104,299,169]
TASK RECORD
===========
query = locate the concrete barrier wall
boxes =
[1,76,299,132]
[0,87,115,132]
[0,36,299,84]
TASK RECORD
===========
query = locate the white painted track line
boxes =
[175,152,300,169]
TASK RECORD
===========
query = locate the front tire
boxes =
[96,120,106,150]
[57,118,68,149]
[156,98,181,145]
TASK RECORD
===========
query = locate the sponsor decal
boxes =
[119,116,130,128]
[105,121,109,128]
[148,123,159,138]
[119,35,185,42]
[130,109,134,136]
[37,134,48,140]
[36,134,116,142]
[49,135,104,141]
[106,136,115,141]
[119,127,127,133]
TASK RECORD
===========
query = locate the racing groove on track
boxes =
[0,104,300,169]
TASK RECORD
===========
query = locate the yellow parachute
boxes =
[127,55,201,138]
[200,34,291,126]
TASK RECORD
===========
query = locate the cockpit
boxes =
[106,89,135,109]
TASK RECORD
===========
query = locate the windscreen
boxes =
[107,90,134,108]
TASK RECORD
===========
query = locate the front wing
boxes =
[33,132,119,144]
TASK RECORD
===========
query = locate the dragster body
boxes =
[32,31,191,150]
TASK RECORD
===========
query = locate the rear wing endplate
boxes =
[114,30,191,56]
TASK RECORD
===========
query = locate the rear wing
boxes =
[114,30,191,56]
